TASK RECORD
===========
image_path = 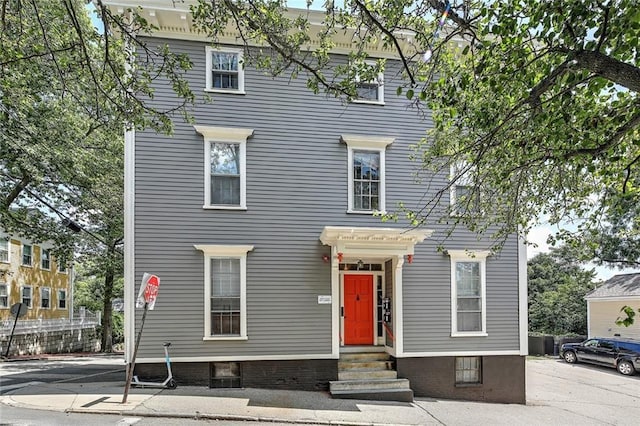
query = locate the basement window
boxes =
[210,362,241,388]
[455,356,482,385]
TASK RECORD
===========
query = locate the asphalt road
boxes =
[1,355,639,425]
[0,355,125,395]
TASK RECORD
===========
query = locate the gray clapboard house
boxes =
[113,1,528,403]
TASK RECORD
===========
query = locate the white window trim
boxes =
[352,60,385,106]
[341,135,394,215]
[21,243,33,267]
[449,249,490,337]
[21,285,32,308]
[41,248,51,270]
[55,254,69,274]
[40,286,51,309]
[0,236,10,263]
[195,125,254,210]
[194,244,254,341]
[58,289,68,310]
[449,163,480,217]
[0,282,8,309]
[205,46,246,95]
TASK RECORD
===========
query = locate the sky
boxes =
[527,223,640,282]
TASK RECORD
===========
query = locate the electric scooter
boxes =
[132,342,177,389]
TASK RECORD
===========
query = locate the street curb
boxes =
[1,352,124,363]
[66,408,415,426]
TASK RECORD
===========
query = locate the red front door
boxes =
[344,274,374,345]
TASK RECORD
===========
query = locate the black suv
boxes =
[560,337,640,376]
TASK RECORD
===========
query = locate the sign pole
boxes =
[4,303,25,359]
[122,301,148,403]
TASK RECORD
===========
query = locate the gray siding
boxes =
[133,38,522,359]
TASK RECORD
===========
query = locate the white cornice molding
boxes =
[340,134,395,150]
[320,226,432,257]
[447,249,491,260]
[194,245,254,256]
[103,1,421,58]
[194,125,254,143]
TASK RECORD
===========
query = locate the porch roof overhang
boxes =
[319,226,433,258]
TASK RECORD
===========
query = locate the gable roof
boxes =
[585,273,640,299]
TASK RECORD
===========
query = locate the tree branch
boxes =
[561,108,640,161]
[528,59,572,108]
[352,0,415,86]
[596,5,610,52]
[572,50,640,93]
[3,172,31,208]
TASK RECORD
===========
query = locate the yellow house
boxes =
[585,273,640,340]
[0,232,72,321]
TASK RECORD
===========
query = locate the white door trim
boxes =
[340,270,383,346]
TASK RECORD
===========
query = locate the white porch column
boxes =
[393,255,404,356]
[331,246,340,357]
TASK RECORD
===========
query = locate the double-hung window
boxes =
[342,135,394,214]
[58,289,67,309]
[41,248,51,270]
[22,244,32,266]
[194,244,253,340]
[205,47,245,94]
[450,162,480,216]
[22,286,32,308]
[449,250,489,336]
[40,287,51,309]
[0,283,8,308]
[195,126,254,210]
[353,60,384,105]
[57,258,67,273]
[0,238,9,263]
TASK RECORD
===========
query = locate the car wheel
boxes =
[563,351,577,364]
[617,360,635,376]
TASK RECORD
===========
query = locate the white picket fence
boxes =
[0,308,101,337]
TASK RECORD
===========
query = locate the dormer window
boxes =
[353,61,384,105]
[205,47,245,94]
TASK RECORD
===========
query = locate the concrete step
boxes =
[330,388,414,403]
[339,352,391,362]
[339,346,386,354]
[338,360,394,371]
[329,378,410,392]
[338,369,398,380]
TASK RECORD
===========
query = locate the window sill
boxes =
[352,99,385,106]
[451,332,488,338]
[21,264,32,268]
[203,336,248,341]
[203,205,247,211]
[204,88,246,95]
[346,209,386,215]
[455,383,483,388]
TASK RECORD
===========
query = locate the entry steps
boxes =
[330,352,413,402]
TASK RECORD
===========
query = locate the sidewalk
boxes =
[3,358,637,425]
[2,380,436,425]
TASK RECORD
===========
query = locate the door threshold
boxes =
[340,345,386,353]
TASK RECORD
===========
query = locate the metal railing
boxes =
[0,308,101,337]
